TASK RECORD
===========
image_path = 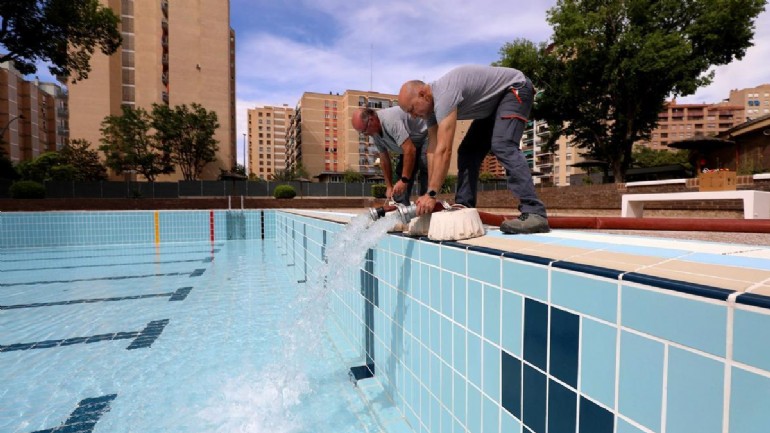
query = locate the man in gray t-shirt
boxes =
[398,65,549,234]
[351,106,428,205]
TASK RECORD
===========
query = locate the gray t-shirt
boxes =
[428,65,527,126]
[372,106,428,154]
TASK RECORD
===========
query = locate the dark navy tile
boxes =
[579,396,614,433]
[523,363,547,433]
[524,298,548,371]
[548,379,577,433]
[169,287,192,301]
[550,307,580,388]
[501,350,522,419]
[126,319,169,350]
[624,272,732,301]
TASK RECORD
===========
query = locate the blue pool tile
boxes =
[665,347,723,433]
[729,366,770,433]
[430,267,441,308]
[441,361,452,410]
[453,323,466,376]
[441,405,452,433]
[617,418,646,433]
[578,396,614,433]
[618,331,664,432]
[453,274,467,326]
[502,290,523,357]
[522,363,547,433]
[548,379,577,433]
[467,332,482,388]
[501,407,522,433]
[483,284,501,344]
[467,383,482,433]
[551,270,617,323]
[580,318,617,408]
[420,241,440,265]
[430,351,441,394]
[441,245,466,275]
[430,310,440,354]
[483,341,501,402]
[420,263,430,305]
[430,395,440,433]
[453,371,467,425]
[523,298,548,371]
[502,259,548,302]
[440,316,452,364]
[483,394,500,433]
[501,350,522,419]
[622,285,727,356]
[549,307,579,388]
[441,270,453,317]
[468,252,500,287]
[733,308,770,371]
[468,279,483,335]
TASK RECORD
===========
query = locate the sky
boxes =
[231,0,770,161]
[23,0,770,162]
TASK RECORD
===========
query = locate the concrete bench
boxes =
[621,190,770,219]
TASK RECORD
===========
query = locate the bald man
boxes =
[351,106,428,205]
[398,65,549,234]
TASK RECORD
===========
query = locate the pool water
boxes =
[0,239,388,433]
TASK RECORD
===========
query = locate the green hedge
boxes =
[273,184,297,199]
[371,183,387,198]
[9,180,46,199]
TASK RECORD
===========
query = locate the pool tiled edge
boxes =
[278,211,770,433]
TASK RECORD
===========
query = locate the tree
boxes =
[16,151,65,182]
[151,103,219,180]
[100,106,173,181]
[0,0,121,82]
[343,169,364,183]
[0,154,18,180]
[59,138,107,181]
[631,147,689,168]
[498,0,765,182]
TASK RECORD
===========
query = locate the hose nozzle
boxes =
[367,201,450,224]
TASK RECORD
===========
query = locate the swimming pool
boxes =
[0,237,401,433]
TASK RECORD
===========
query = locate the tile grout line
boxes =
[722,290,739,433]
[614,275,624,433]
[661,344,669,433]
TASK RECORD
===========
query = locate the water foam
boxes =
[200,212,400,432]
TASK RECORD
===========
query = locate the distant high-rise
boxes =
[247,105,294,180]
[728,84,770,120]
[638,100,745,151]
[1,62,68,162]
[67,0,235,180]
[285,90,462,182]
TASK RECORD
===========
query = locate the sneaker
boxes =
[499,213,550,234]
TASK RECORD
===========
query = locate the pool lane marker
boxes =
[1,287,192,310]
[30,394,117,433]
[0,319,170,352]
[154,211,160,245]
[0,268,206,286]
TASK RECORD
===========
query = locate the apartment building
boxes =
[639,101,745,151]
[67,0,235,180]
[284,90,465,182]
[247,105,294,179]
[728,83,770,120]
[0,62,68,162]
[520,119,576,186]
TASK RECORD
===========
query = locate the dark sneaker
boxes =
[499,213,550,234]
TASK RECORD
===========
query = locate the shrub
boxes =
[273,184,297,199]
[371,183,387,198]
[9,180,46,199]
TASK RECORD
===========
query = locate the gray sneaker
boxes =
[500,213,550,234]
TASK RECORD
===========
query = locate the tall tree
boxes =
[498,0,765,182]
[100,106,173,182]
[59,138,108,181]
[151,103,219,181]
[0,0,121,81]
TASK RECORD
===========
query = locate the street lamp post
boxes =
[242,133,247,174]
[0,114,25,143]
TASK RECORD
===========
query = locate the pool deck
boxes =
[285,209,770,302]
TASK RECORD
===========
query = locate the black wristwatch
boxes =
[427,190,437,198]
[400,176,410,183]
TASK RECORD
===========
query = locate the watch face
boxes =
[428,190,437,198]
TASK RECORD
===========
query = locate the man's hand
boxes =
[415,193,436,215]
[385,185,394,201]
[392,179,407,198]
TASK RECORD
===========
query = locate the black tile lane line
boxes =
[30,394,117,433]
[2,257,215,273]
[0,248,221,263]
[0,319,170,352]
[0,287,193,310]
[0,268,207,287]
